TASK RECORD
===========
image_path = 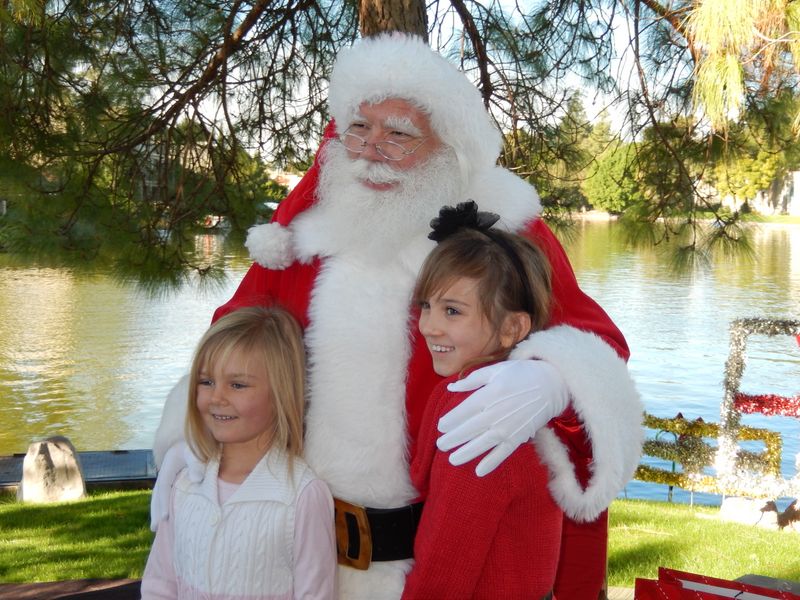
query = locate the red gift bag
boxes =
[635,578,684,599]
[656,568,800,600]
[634,576,733,599]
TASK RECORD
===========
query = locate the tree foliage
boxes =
[686,0,800,132]
[2,0,800,284]
[583,143,643,214]
[503,93,593,220]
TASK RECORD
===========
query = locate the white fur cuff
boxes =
[511,326,644,522]
[245,223,295,270]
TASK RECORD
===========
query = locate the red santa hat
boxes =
[328,33,503,182]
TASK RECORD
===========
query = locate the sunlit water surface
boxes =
[1,221,798,505]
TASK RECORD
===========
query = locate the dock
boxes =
[0,449,156,493]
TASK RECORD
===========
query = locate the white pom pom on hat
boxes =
[245,222,295,270]
[328,33,502,182]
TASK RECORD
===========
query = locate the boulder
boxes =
[17,436,86,503]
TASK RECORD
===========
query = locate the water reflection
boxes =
[0,225,797,505]
[563,221,800,503]
[0,236,251,454]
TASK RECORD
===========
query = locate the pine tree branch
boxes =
[448,0,493,108]
[637,0,698,61]
[105,0,315,155]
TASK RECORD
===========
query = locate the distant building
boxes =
[718,171,800,216]
[270,170,303,192]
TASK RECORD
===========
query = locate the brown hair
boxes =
[414,228,552,366]
[185,306,306,466]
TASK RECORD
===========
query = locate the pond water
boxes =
[1,220,798,505]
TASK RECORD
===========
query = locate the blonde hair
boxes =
[185,306,306,465]
[414,228,552,367]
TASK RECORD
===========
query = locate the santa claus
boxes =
[153,33,642,600]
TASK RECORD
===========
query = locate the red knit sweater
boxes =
[402,373,563,600]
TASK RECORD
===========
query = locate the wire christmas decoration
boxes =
[635,318,800,500]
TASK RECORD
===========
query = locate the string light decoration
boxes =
[716,318,800,498]
[635,318,800,499]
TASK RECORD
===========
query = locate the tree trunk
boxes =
[358,0,427,40]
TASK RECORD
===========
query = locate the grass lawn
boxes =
[0,490,152,583]
[608,499,800,586]
[2,492,800,586]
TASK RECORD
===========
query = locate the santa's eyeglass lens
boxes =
[339,130,428,161]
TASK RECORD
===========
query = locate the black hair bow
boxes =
[428,200,500,242]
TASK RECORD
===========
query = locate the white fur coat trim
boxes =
[471,166,541,233]
[246,164,542,269]
[153,373,190,467]
[510,326,644,522]
[246,222,296,270]
[299,253,419,600]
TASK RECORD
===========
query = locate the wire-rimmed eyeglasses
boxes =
[339,129,429,161]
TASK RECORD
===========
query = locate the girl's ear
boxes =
[499,311,532,349]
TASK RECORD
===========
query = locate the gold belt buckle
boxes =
[333,497,372,570]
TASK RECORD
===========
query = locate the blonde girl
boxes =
[142,306,336,600]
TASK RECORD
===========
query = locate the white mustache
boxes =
[350,158,411,185]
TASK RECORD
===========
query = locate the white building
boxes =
[719,171,800,216]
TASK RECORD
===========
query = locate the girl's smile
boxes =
[430,344,454,353]
[195,347,275,479]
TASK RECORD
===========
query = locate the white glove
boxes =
[149,441,205,531]
[437,359,569,477]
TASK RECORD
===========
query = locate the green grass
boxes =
[2,493,800,586]
[0,490,152,583]
[608,499,800,586]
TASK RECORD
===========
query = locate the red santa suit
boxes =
[154,34,643,600]
[401,370,562,600]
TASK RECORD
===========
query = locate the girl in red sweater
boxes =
[402,201,563,600]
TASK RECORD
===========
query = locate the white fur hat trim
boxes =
[245,222,295,270]
[328,33,502,182]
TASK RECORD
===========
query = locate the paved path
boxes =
[609,586,635,599]
[0,579,140,599]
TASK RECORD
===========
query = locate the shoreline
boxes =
[570,210,800,226]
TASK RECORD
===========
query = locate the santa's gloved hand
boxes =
[150,441,204,531]
[437,359,569,477]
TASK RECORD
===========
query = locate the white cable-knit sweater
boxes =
[142,450,336,600]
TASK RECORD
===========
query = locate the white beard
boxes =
[292,142,464,267]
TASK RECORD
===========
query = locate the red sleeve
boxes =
[525,218,629,360]
[554,510,609,600]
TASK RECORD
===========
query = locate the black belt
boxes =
[334,497,424,570]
